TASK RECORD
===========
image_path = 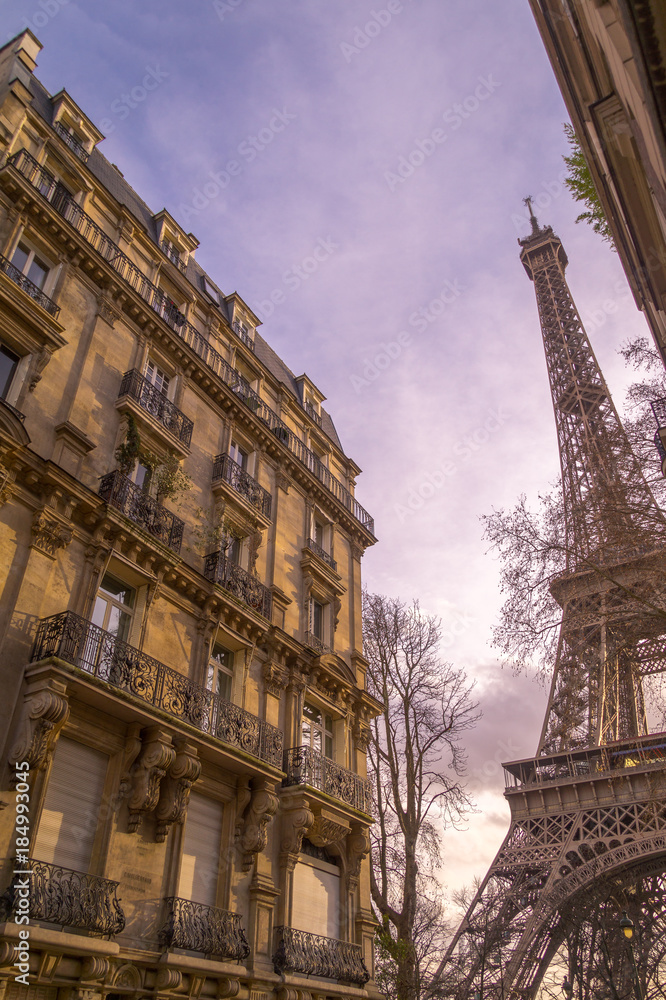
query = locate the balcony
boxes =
[160,239,187,272]
[305,537,337,571]
[31,611,284,767]
[53,120,90,163]
[273,926,369,985]
[0,858,124,936]
[212,453,272,519]
[118,369,194,446]
[99,470,184,553]
[204,550,272,619]
[0,251,60,318]
[304,631,331,655]
[160,897,250,961]
[304,400,322,427]
[6,149,375,537]
[232,319,255,351]
[284,746,372,814]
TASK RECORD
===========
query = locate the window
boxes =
[144,358,171,397]
[229,439,248,470]
[11,241,50,290]
[91,573,135,643]
[302,702,333,758]
[178,792,224,907]
[206,643,234,702]
[0,344,19,400]
[32,737,109,872]
[310,597,326,641]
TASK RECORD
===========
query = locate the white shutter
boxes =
[32,737,108,872]
[292,859,340,938]
[178,791,223,906]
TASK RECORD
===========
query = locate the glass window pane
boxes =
[216,672,232,701]
[26,256,48,289]
[11,244,29,273]
[99,574,135,607]
[91,594,108,629]
[0,344,19,400]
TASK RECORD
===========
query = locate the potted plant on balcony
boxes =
[114,415,141,476]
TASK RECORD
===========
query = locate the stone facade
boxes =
[528,0,666,359]
[0,30,382,1000]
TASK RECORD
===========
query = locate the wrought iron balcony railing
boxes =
[0,858,124,936]
[160,897,250,961]
[0,251,61,318]
[304,631,331,655]
[32,611,283,767]
[118,370,194,446]
[1,397,26,422]
[99,470,185,553]
[304,400,322,427]
[204,550,272,620]
[159,239,187,272]
[284,745,372,814]
[6,149,375,536]
[212,454,272,519]
[305,537,337,571]
[273,926,369,985]
[53,120,90,162]
[232,320,255,350]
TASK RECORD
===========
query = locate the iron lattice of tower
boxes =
[440,209,666,1000]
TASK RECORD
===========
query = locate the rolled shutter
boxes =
[292,859,340,938]
[177,791,223,906]
[32,737,108,872]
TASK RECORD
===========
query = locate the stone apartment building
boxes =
[0,30,381,1000]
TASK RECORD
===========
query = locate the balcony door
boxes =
[292,848,340,939]
[302,702,333,759]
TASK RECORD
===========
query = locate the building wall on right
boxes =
[529,0,666,358]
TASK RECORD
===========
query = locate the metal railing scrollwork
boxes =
[118,370,194,446]
[284,745,372,814]
[160,897,250,960]
[212,454,272,518]
[0,251,60,318]
[99,470,185,553]
[31,611,283,767]
[0,858,124,936]
[273,926,369,985]
[204,550,272,619]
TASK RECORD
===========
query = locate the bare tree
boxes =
[363,590,480,1000]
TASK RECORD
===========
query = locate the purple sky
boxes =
[8,0,656,897]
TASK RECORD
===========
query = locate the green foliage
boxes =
[562,123,615,248]
[114,414,141,475]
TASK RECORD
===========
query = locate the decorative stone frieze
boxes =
[307,811,349,848]
[263,659,288,698]
[31,507,74,557]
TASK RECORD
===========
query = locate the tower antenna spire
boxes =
[524,195,540,234]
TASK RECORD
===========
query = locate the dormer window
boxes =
[53,120,90,163]
[160,237,186,272]
[233,318,254,349]
[304,397,322,427]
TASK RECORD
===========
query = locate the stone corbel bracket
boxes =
[154,739,201,843]
[238,777,279,871]
[9,675,70,774]
[279,802,315,873]
[126,726,175,834]
[31,506,74,558]
[346,823,371,892]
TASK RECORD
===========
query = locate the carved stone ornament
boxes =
[350,541,364,562]
[9,677,70,773]
[80,957,110,982]
[111,963,143,992]
[96,293,121,328]
[308,813,350,848]
[154,968,183,993]
[248,530,263,574]
[353,718,372,753]
[29,347,53,391]
[31,508,74,557]
[275,469,291,494]
[333,595,342,631]
[0,466,16,509]
[280,804,314,872]
[263,659,288,698]
[126,727,175,833]
[346,825,371,890]
[154,739,201,842]
[238,779,279,871]
[217,979,241,999]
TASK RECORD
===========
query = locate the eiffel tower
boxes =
[441,206,666,1000]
